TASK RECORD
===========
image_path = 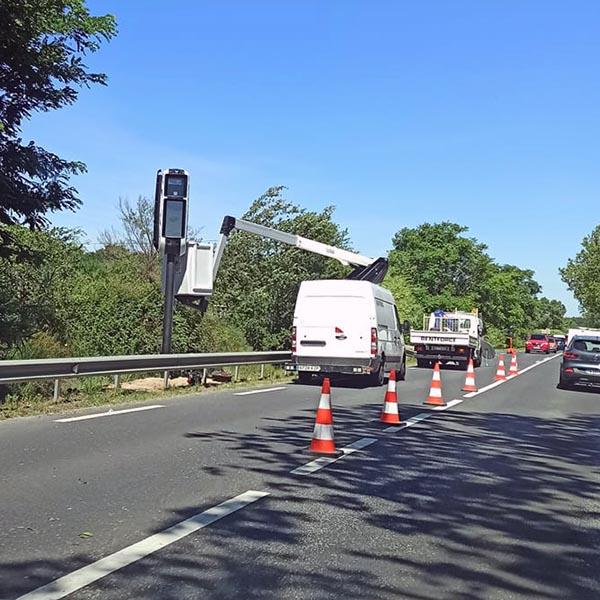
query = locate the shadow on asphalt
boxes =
[3,405,600,599]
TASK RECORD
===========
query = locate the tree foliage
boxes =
[389,221,564,345]
[0,0,116,229]
[211,186,352,350]
[560,225,600,326]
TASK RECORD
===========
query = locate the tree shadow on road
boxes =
[2,404,599,599]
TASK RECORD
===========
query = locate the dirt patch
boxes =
[120,377,190,391]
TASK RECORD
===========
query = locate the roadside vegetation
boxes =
[1,1,595,414]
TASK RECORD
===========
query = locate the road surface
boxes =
[1,352,599,599]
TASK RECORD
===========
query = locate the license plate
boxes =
[430,346,449,351]
[298,365,321,372]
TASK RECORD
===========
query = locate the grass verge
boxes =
[0,365,293,420]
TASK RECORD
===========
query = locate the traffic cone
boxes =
[424,362,446,406]
[462,358,478,392]
[508,353,519,377]
[381,369,401,424]
[309,378,337,455]
[495,354,507,381]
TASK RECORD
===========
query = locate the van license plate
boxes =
[298,365,321,372]
[430,346,449,351]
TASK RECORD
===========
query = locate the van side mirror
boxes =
[403,320,411,334]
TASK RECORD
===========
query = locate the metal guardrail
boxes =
[0,351,292,384]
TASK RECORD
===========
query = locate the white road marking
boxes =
[234,386,286,396]
[15,490,269,600]
[291,437,377,476]
[462,353,560,399]
[425,398,463,411]
[384,412,431,432]
[54,405,165,423]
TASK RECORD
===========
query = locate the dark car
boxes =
[558,336,600,389]
[554,336,566,351]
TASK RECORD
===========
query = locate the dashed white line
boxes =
[54,405,165,423]
[291,437,377,476]
[234,386,286,396]
[15,490,269,600]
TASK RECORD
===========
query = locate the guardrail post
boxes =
[113,374,120,390]
[234,365,239,382]
[53,379,60,402]
[260,364,265,380]
[163,371,170,389]
[202,368,207,385]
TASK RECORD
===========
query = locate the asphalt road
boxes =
[1,352,599,599]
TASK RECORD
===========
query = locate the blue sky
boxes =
[22,0,600,314]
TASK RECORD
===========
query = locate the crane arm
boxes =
[213,216,384,281]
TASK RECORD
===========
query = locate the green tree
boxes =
[533,296,567,330]
[0,0,116,233]
[0,225,83,356]
[211,186,352,350]
[560,225,600,326]
[389,222,493,312]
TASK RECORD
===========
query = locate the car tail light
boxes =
[457,347,466,354]
[291,326,297,353]
[371,328,378,356]
[564,367,574,374]
[563,352,578,360]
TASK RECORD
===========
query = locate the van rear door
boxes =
[295,294,373,359]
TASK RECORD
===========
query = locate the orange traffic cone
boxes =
[508,353,519,377]
[381,369,401,424]
[424,362,446,406]
[462,358,478,392]
[495,354,507,381]
[309,378,337,455]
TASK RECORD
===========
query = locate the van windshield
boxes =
[300,295,370,326]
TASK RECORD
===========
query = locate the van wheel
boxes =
[369,365,385,386]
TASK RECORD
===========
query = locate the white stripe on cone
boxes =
[429,388,442,398]
[313,423,334,440]
[318,393,331,410]
[383,401,399,415]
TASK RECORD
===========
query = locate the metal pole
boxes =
[162,253,176,354]
[260,364,265,380]
[53,379,60,402]
[234,365,239,382]
[113,374,120,390]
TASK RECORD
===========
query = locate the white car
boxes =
[286,279,408,385]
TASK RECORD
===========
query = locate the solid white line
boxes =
[425,398,463,411]
[462,353,560,399]
[384,412,431,432]
[16,490,269,600]
[234,386,286,396]
[291,437,377,476]
[54,405,165,423]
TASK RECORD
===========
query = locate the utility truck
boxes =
[178,215,406,386]
[410,309,484,369]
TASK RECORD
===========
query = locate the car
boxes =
[525,333,551,353]
[554,335,566,351]
[547,336,558,353]
[559,336,600,389]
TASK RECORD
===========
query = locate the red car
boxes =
[526,333,552,354]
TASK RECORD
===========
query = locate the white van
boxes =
[285,279,408,385]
